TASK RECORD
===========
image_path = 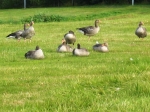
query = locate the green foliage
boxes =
[21,13,65,23]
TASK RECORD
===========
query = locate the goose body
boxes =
[21,21,35,41]
[64,30,76,45]
[93,42,108,52]
[73,43,90,56]
[57,39,73,52]
[135,21,147,38]
[6,23,29,41]
[77,20,100,39]
[25,46,44,59]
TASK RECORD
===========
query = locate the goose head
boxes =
[139,21,144,26]
[95,20,100,27]
[35,45,40,50]
[61,39,67,44]
[103,43,108,47]
[68,30,74,34]
[24,23,29,26]
[24,23,29,30]
[30,21,34,26]
[77,43,81,49]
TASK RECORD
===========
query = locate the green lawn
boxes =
[1,5,150,112]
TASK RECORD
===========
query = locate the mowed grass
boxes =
[1,5,150,112]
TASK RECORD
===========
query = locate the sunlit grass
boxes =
[0,5,150,111]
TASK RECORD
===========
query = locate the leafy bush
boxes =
[21,13,66,23]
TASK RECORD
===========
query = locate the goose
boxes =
[77,20,100,40]
[21,21,35,41]
[6,23,29,41]
[135,21,147,39]
[57,39,73,52]
[72,43,90,56]
[93,41,108,52]
[25,45,44,59]
[64,30,76,45]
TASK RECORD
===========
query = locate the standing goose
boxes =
[21,21,35,42]
[64,30,76,45]
[93,41,109,52]
[77,20,100,40]
[25,45,44,59]
[57,39,73,52]
[135,21,147,39]
[72,43,90,56]
[6,23,29,41]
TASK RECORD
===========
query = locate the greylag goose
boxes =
[77,20,100,40]
[6,23,29,41]
[25,45,44,59]
[21,21,35,41]
[57,39,73,52]
[72,43,90,56]
[93,41,108,52]
[64,30,76,45]
[135,21,147,39]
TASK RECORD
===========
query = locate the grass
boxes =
[1,5,150,112]
[0,5,149,23]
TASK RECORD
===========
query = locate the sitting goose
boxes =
[77,20,100,40]
[135,21,147,39]
[64,30,76,45]
[72,43,90,56]
[21,21,35,42]
[93,41,109,52]
[25,45,44,59]
[6,23,29,41]
[57,39,73,52]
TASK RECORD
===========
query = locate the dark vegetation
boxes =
[0,0,150,9]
